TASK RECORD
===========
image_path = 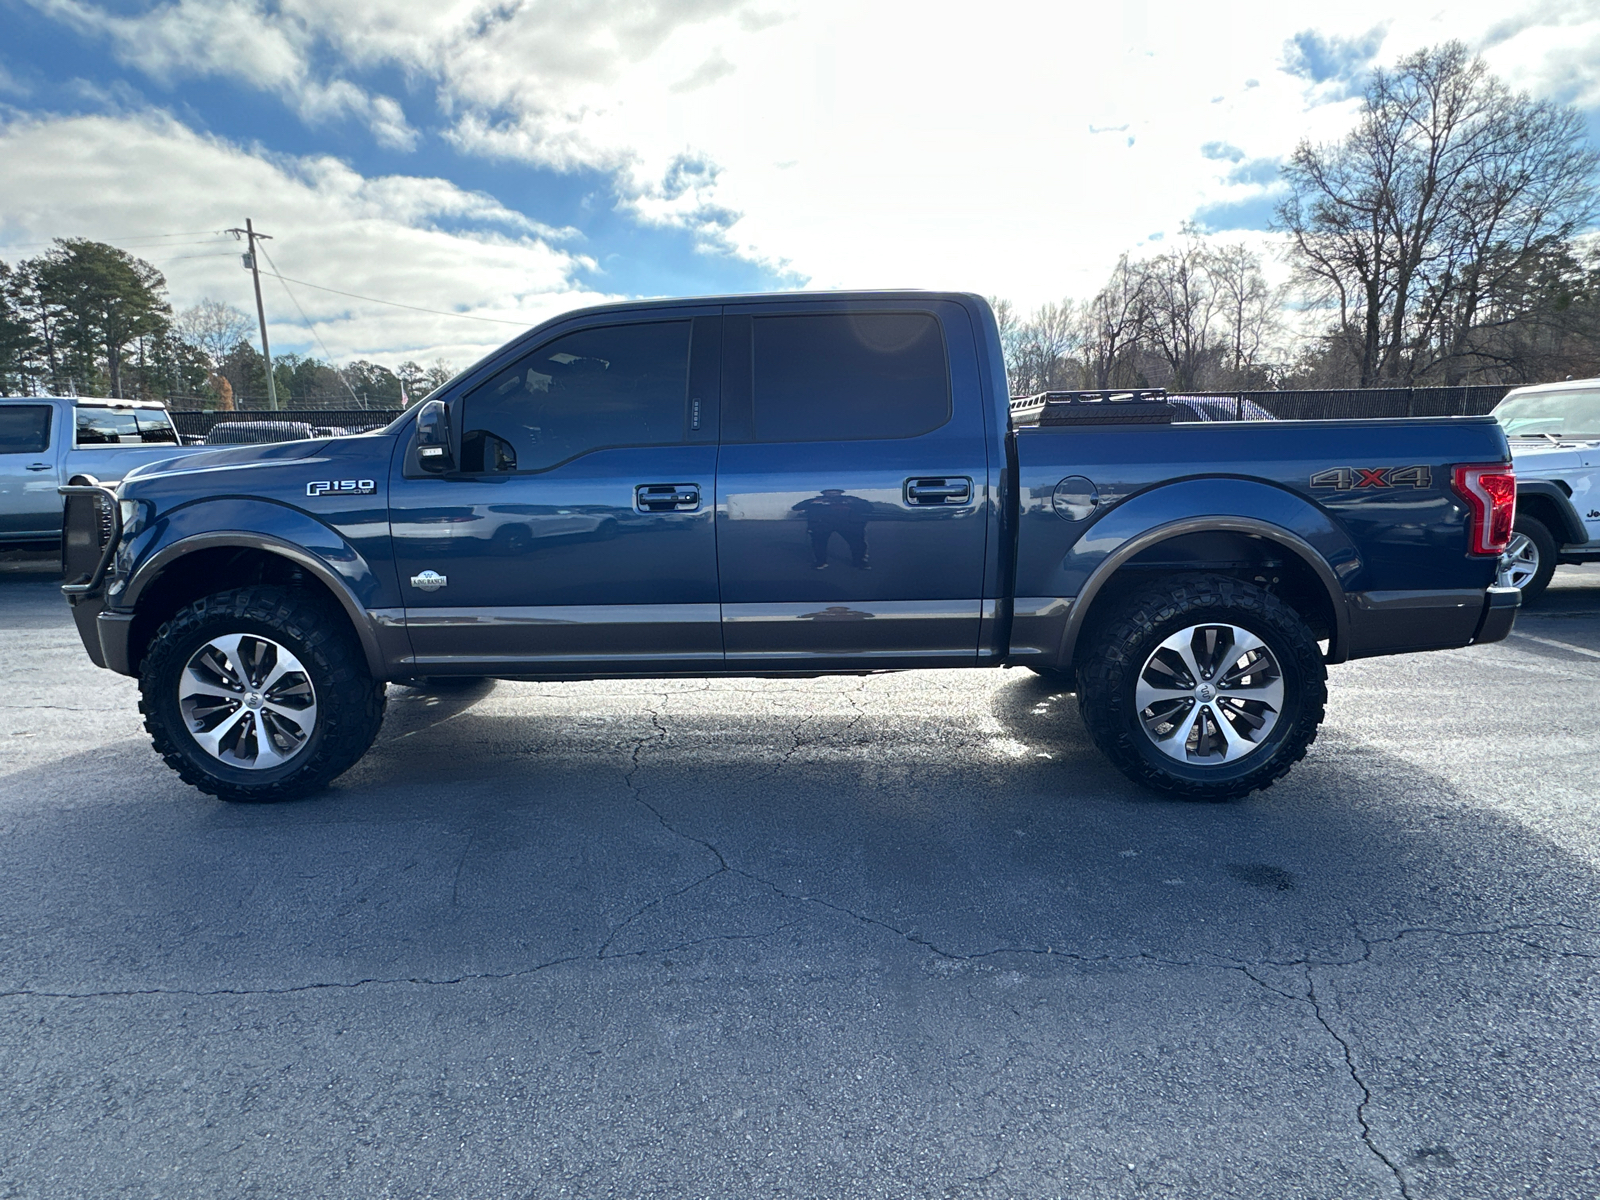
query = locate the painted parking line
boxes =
[1509,631,1600,660]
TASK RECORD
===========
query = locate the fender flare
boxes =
[1056,514,1352,669]
[122,531,388,679]
[1517,480,1588,545]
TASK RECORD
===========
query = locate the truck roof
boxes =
[0,395,171,409]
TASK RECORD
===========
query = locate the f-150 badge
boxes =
[306,479,376,497]
[1310,465,1432,490]
[410,570,447,591]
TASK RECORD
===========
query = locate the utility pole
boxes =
[227,218,278,411]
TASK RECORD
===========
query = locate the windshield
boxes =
[1493,388,1600,439]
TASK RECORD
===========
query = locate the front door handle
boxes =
[904,476,972,506]
[635,483,701,513]
[25,463,51,472]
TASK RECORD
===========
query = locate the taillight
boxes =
[1452,463,1516,556]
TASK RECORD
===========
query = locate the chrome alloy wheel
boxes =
[178,633,318,770]
[1498,532,1540,591]
[1134,623,1285,765]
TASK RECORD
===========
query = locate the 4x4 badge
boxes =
[1310,465,1432,490]
[410,570,447,591]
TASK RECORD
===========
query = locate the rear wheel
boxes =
[1077,575,1326,800]
[139,586,386,802]
[1498,514,1557,604]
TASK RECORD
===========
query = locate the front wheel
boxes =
[1077,575,1327,800]
[139,586,386,802]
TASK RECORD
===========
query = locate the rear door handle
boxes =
[635,483,701,513]
[25,463,51,472]
[904,476,972,506]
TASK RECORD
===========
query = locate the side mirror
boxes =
[416,400,453,473]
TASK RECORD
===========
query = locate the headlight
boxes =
[119,498,148,537]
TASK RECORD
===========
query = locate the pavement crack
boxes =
[1303,969,1414,1200]
[0,955,592,1003]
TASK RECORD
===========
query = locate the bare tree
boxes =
[1013,300,1079,394]
[1279,41,1598,384]
[1082,256,1148,387]
[1139,233,1222,390]
[1208,242,1281,386]
[177,299,254,410]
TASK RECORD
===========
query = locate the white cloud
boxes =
[27,0,421,149]
[0,112,612,365]
[18,0,1600,313]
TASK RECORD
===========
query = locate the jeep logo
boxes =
[306,479,377,497]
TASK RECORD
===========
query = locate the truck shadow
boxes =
[0,669,1594,994]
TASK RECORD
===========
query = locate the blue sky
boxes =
[2,0,1597,367]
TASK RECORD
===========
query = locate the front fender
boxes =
[113,498,394,678]
[1014,477,1360,671]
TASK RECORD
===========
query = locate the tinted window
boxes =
[0,405,52,454]
[751,312,950,442]
[460,321,691,473]
[76,407,179,446]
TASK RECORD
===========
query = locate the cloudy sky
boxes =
[1,0,1598,367]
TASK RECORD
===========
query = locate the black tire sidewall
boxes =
[1117,602,1309,788]
[147,611,333,790]
[1512,514,1558,601]
[140,587,381,801]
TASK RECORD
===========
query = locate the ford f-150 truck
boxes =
[57,292,1520,803]
[0,396,210,548]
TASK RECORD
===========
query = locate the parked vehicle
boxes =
[1166,395,1277,422]
[1490,379,1600,602]
[58,292,1519,803]
[205,420,319,446]
[0,397,209,549]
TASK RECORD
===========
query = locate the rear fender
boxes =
[1036,478,1359,672]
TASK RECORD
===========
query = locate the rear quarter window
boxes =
[76,407,179,446]
[751,312,951,442]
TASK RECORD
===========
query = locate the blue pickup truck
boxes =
[58,291,1520,803]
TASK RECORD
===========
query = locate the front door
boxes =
[0,404,59,539]
[390,315,723,673]
[715,303,992,668]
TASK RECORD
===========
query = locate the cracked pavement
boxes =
[2,552,1599,1198]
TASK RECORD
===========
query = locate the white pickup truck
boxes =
[1492,378,1600,601]
[0,397,210,549]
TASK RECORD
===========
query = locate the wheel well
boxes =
[1516,493,1568,544]
[1071,530,1338,660]
[126,547,350,675]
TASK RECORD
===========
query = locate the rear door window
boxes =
[750,312,951,443]
[459,321,691,473]
[0,405,52,454]
[75,407,179,446]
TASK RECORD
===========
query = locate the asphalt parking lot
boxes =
[1,553,1597,1199]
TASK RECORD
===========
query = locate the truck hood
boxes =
[122,437,334,484]
[1508,437,1598,473]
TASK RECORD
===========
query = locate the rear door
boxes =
[715,300,991,667]
[390,313,724,673]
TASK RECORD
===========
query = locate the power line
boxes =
[0,230,232,250]
[256,269,531,326]
[257,244,365,407]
